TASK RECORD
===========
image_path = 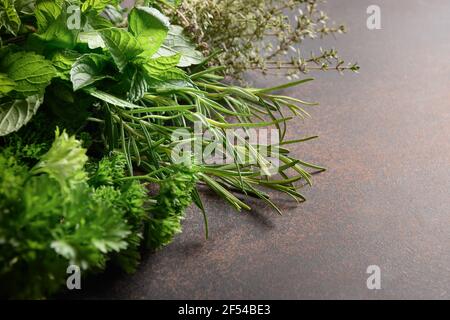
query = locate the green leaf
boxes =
[150,0,182,8]
[78,31,106,49]
[141,54,189,86]
[31,128,88,187]
[86,89,144,109]
[0,0,21,35]
[34,0,62,31]
[86,13,114,29]
[128,6,170,57]
[0,73,16,95]
[100,28,143,72]
[92,238,129,253]
[81,0,119,13]
[50,241,76,260]
[155,25,204,67]
[0,94,43,136]
[32,12,78,49]
[51,50,80,80]
[164,0,182,7]
[142,54,181,76]
[70,53,109,91]
[103,4,125,24]
[128,67,148,102]
[14,0,35,14]
[0,51,56,95]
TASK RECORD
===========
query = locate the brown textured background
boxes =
[68,0,450,299]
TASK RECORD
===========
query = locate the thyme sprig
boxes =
[157,0,359,80]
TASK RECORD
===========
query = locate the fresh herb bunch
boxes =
[0,0,327,298]
[0,129,148,299]
[156,0,359,80]
[0,0,321,215]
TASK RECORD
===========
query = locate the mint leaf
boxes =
[70,53,110,91]
[35,0,62,31]
[86,13,114,29]
[0,94,43,136]
[156,25,204,67]
[14,0,35,14]
[143,54,181,75]
[100,28,143,72]
[51,50,81,80]
[128,6,170,57]
[142,55,190,89]
[128,67,148,102]
[0,51,56,95]
[141,54,187,82]
[0,73,16,95]
[164,0,182,7]
[0,0,21,35]
[33,12,78,49]
[103,4,125,24]
[78,31,106,49]
[82,0,119,13]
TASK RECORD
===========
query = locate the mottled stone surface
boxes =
[67,0,450,299]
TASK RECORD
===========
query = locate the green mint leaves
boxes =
[0,51,54,136]
[0,51,56,95]
[99,28,143,72]
[82,0,120,13]
[156,25,204,67]
[0,73,16,95]
[128,6,170,57]
[70,53,109,91]
[0,0,21,35]
[0,94,43,136]
[35,0,63,31]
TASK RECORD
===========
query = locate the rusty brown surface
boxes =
[68,0,450,299]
